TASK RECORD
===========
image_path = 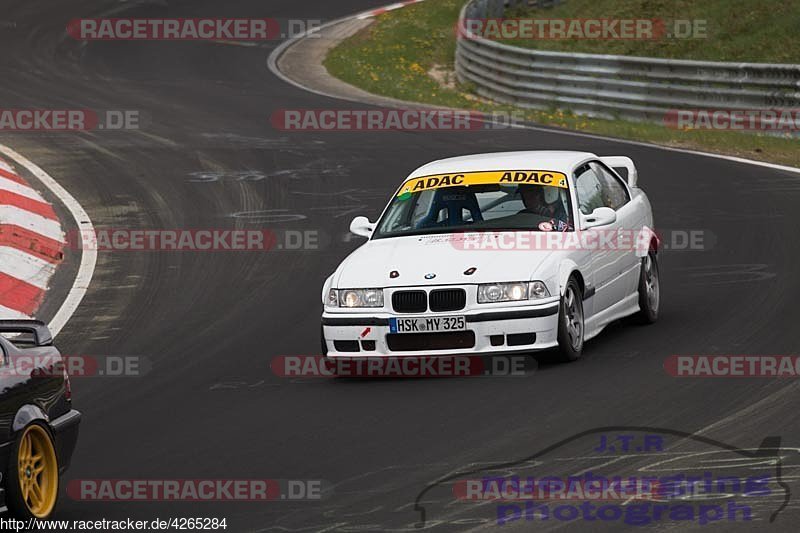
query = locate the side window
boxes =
[591,162,630,210]
[574,165,604,215]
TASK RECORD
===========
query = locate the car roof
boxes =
[405,150,597,181]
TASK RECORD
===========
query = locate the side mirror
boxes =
[350,216,375,238]
[581,207,617,229]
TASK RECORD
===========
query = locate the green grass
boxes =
[503,0,800,63]
[324,0,800,167]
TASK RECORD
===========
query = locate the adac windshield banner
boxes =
[398,170,569,197]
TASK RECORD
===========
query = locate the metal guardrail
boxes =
[456,0,800,123]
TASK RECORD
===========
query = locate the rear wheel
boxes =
[637,251,660,324]
[556,278,584,362]
[6,422,59,521]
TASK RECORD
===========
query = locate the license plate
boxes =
[389,316,466,334]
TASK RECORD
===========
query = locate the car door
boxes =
[574,163,622,313]
[591,161,640,298]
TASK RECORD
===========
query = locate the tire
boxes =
[556,277,584,362]
[6,422,60,521]
[637,250,660,324]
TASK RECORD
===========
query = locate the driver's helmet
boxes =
[543,185,561,206]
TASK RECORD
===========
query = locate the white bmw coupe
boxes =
[321,151,659,361]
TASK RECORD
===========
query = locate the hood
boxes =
[334,233,555,288]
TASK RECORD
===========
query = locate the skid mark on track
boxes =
[680,264,777,285]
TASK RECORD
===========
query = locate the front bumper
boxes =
[322,302,560,357]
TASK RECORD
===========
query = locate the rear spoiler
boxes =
[0,320,53,346]
[600,156,638,188]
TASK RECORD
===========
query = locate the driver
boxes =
[519,185,568,223]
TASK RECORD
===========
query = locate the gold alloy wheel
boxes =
[17,424,58,518]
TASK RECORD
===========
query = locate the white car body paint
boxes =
[321,150,656,357]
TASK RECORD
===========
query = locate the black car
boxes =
[0,320,80,520]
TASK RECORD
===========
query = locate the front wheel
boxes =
[637,251,660,324]
[556,278,584,362]
[6,422,60,521]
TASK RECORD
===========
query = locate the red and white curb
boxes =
[0,156,65,319]
[0,145,96,337]
[356,0,426,20]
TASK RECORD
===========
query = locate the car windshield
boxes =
[374,178,573,239]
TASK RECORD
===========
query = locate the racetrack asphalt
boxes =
[1,0,799,531]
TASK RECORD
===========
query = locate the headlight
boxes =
[529,281,550,299]
[327,289,339,307]
[334,288,384,308]
[477,281,551,303]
